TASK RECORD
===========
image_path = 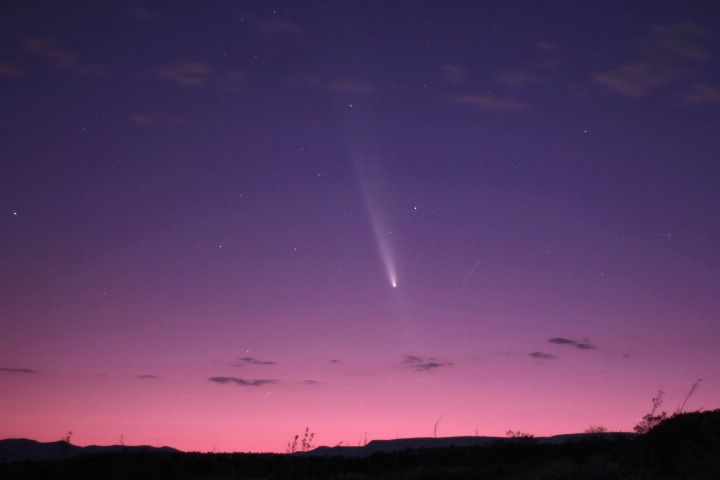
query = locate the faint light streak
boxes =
[462,258,483,283]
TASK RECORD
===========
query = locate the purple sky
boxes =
[1,1,719,452]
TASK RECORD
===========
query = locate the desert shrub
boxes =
[584,425,607,434]
[505,430,534,439]
[634,390,667,434]
[287,427,315,453]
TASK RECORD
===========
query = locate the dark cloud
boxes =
[529,352,556,360]
[235,356,276,366]
[303,379,318,385]
[548,337,596,350]
[136,374,159,379]
[403,355,453,372]
[329,359,341,364]
[209,377,276,386]
[0,367,36,374]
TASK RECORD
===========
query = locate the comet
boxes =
[353,153,398,289]
[365,198,397,289]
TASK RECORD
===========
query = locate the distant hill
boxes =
[304,432,636,457]
[0,413,718,479]
[0,433,637,462]
[0,439,178,463]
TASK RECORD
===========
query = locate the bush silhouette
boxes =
[634,389,667,434]
[646,409,720,452]
[642,409,720,476]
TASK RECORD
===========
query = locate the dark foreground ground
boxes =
[2,410,718,479]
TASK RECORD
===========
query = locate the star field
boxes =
[1,0,719,452]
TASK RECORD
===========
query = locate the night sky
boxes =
[2,1,720,453]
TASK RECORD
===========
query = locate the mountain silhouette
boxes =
[0,439,177,463]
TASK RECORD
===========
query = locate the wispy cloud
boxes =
[209,376,276,387]
[129,114,190,126]
[491,41,561,91]
[652,23,712,61]
[157,60,213,87]
[441,64,467,85]
[328,78,377,93]
[221,70,244,92]
[0,367,36,374]
[294,74,378,94]
[136,374,159,379]
[294,74,322,88]
[493,350,513,356]
[495,55,559,90]
[548,337,596,350]
[24,38,106,75]
[450,94,529,111]
[256,18,302,34]
[129,7,172,23]
[403,355,453,372]
[529,352,556,360]
[154,60,242,91]
[593,62,687,96]
[237,11,302,34]
[535,42,557,52]
[495,70,542,89]
[0,63,23,78]
[235,356,276,366]
[678,83,720,104]
[129,114,152,125]
[303,379,319,385]
[329,359,341,364]
[593,23,710,96]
